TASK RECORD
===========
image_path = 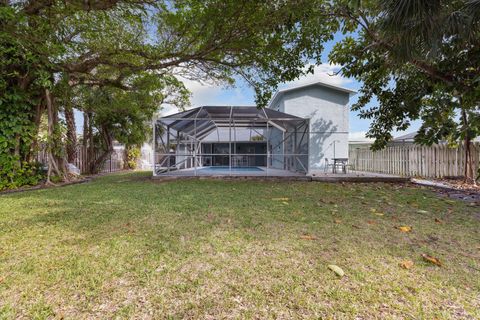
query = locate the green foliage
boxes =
[0,161,44,191]
[0,8,45,190]
[125,146,141,170]
[48,174,64,184]
[78,72,178,151]
[1,0,340,185]
[250,135,265,142]
[328,0,480,150]
[154,0,339,106]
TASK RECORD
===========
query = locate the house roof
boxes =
[393,131,480,143]
[393,132,417,142]
[268,80,357,108]
[157,106,306,140]
[162,106,303,121]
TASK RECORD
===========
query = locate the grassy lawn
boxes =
[0,172,479,319]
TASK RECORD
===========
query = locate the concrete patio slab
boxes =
[153,166,305,177]
[152,168,409,183]
[310,171,410,183]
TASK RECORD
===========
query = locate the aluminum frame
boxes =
[153,106,309,177]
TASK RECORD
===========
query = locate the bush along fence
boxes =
[37,145,125,175]
[349,143,479,179]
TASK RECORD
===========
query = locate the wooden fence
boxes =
[37,145,125,174]
[349,143,479,178]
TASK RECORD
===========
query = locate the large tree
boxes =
[327,0,480,182]
[1,0,336,188]
[74,72,189,173]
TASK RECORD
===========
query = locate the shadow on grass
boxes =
[3,172,314,253]
[1,172,480,318]
[3,172,479,256]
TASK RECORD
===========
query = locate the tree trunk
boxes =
[45,88,68,184]
[83,112,89,149]
[461,109,475,184]
[91,125,114,173]
[82,111,88,174]
[464,136,475,184]
[65,103,77,163]
[28,99,45,163]
[87,112,95,174]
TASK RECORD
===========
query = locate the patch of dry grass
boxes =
[0,172,479,319]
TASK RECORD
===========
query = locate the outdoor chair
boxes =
[329,158,349,174]
[338,160,349,173]
[345,162,354,173]
[324,158,335,172]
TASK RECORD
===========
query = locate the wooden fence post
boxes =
[348,143,472,179]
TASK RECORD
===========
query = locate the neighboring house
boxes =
[379,131,480,146]
[392,131,480,144]
[153,81,355,177]
[349,132,418,153]
[391,132,417,144]
[348,132,418,156]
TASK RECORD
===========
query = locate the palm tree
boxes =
[361,0,480,183]
[379,0,479,58]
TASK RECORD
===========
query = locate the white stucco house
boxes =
[267,81,355,173]
[152,80,355,177]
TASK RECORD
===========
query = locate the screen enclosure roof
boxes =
[157,106,307,140]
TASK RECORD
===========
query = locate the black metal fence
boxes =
[36,145,125,174]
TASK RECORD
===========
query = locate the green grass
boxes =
[0,172,479,319]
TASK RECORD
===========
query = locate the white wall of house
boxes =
[268,82,354,174]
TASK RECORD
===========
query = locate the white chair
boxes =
[324,158,334,173]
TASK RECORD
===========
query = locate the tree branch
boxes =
[337,8,460,87]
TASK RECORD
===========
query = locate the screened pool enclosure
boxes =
[153,106,309,177]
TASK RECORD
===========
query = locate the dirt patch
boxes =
[435,177,480,192]
[434,187,480,205]
[412,178,480,205]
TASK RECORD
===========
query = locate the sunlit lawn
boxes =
[0,172,479,319]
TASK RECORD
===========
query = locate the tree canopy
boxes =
[0,0,339,188]
[327,0,480,181]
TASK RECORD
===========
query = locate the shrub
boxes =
[125,146,141,170]
[0,160,44,191]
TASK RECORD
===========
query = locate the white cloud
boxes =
[162,78,254,115]
[161,104,182,116]
[161,79,214,116]
[161,63,353,116]
[181,78,223,105]
[349,131,374,142]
